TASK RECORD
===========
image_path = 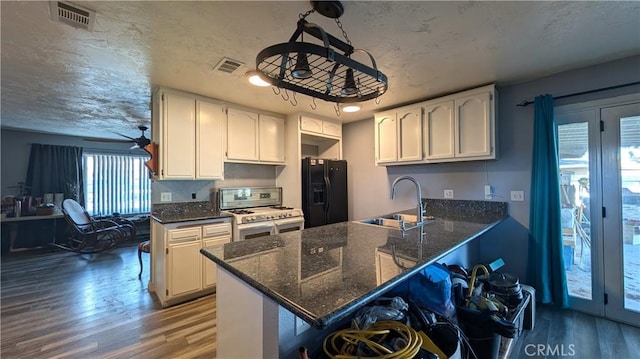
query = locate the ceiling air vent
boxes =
[49,1,96,31]
[213,57,244,74]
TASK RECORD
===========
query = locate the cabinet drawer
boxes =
[202,223,232,239]
[168,228,200,243]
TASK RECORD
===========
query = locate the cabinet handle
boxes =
[170,235,199,243]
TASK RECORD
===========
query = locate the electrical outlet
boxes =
[510,191,525,201]
[444,189,454,199]
[484,185,493,200]
[160,192,172,202]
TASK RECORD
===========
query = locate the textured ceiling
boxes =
[1,1,639,142]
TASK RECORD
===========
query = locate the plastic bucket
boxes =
[467,333,500,359]
[429,324,461,359]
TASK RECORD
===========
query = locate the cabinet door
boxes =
[202,223,232,288]
[196,100,224,179]
[424,100,455,160]
[300,116,323,134]
[322,121,342,138]
[227,108,259,161]
[163,92,196,178]
[167,228,202,297]
[258,115,285,163]
[455,91,492,158]
[374,113,397,164]
[397,107,423,162]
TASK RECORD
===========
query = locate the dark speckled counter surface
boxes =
[151,201,233,223]
[201,199,508,329]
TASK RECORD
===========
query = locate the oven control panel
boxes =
[241,209,302,223]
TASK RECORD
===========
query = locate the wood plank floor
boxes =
[510,305,640,359]
[1,242,216,358]
[2,242,639,358]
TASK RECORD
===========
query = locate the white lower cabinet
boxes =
[151,218,232,307]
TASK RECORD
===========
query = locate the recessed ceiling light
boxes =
[246,70,271,87]
[342,104,361,112]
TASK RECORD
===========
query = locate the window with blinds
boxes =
[83,153,151,216]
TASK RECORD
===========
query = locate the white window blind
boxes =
[83,153,151,216]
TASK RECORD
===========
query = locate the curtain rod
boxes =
[516,81,640,107]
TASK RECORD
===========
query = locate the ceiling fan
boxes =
[84,125,151,149]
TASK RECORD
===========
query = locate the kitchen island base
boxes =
[217,266,349,358]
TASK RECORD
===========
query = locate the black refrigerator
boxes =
[302,158,348,228]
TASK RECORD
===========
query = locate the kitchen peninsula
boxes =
[201,200,508,358]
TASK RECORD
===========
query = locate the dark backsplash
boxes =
[422,198,508,223]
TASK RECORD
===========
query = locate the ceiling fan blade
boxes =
[130,143,140,150]
[115,133,137,140]
[83,137,133,143]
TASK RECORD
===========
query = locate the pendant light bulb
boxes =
[292,53,313,79]
[341,68,358,95]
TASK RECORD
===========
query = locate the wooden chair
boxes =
[56,199,136,253]
[138,239,150,279]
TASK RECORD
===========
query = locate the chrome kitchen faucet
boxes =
[391,176,425,231]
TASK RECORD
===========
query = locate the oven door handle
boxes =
[274,217,305,226]
[237,222,275,230]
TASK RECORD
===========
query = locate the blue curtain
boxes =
[528,94,569,307]
[25,144,84,204]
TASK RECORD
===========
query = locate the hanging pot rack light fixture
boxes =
[251,0,388,109]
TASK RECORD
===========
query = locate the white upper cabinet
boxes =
[300,115,342,138]
[196,100,224,179]
[227,108,259,161]
[153,88,224,180]
[226,108,285,164]
[424,100,455,160]
[258,114,285,163]
[397,108,423,162]
[162,92,196,179]
[374,106,423,165]
[424,84,496,162]
[374,113,398,164]
[455,91,492,158]
[374,84,496,165]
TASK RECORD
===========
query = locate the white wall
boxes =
[344,55,640,228]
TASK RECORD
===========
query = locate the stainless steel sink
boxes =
[356,213,423,230]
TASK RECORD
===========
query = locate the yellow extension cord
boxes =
[323,320,423,359]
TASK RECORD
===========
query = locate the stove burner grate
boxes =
[229,209,254,215]
[270,205,293,210]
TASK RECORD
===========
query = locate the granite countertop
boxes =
[151,201,233,223]
[201,204,507,329]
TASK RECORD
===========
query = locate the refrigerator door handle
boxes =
[324,174,331,215]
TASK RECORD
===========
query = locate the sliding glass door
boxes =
[556,95,640,326]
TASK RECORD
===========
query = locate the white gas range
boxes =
[218,187,304,241]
